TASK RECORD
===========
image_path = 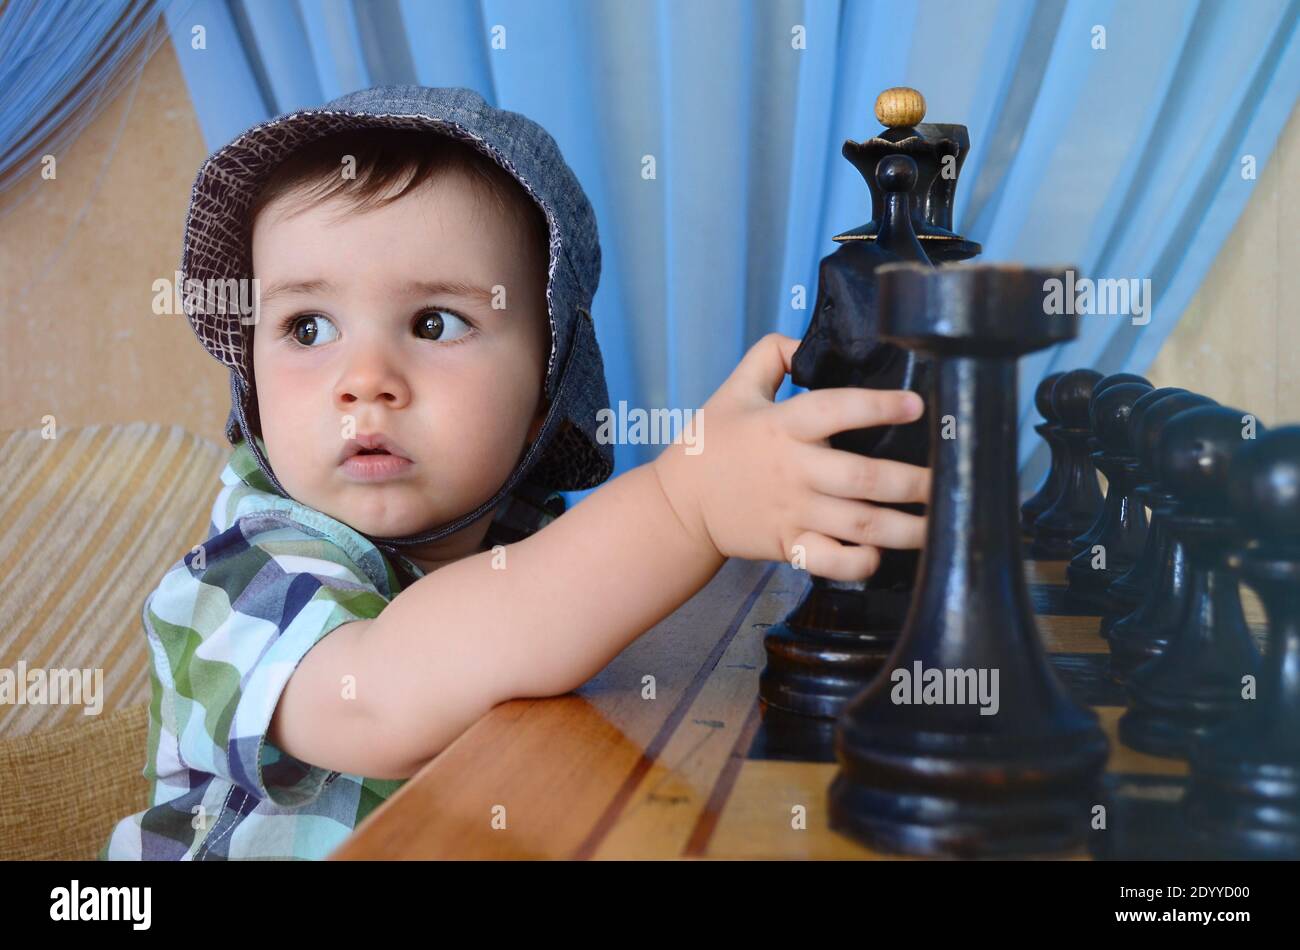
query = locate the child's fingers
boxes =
[800,447,932,504]
[777,387,924,443]
[789,530,882,582]
[731,333,802,401]
[801,496,927,550]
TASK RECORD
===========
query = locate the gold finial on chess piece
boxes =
[875,87,926,128]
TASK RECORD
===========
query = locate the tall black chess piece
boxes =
[828,263,1109,858]
[1020,372,1066,537]
[1106,391,1217,680]
[1184,427,1300,859]
[760,88,980,726]
[1119,406,1263,759]
[1065,382,1153,610]
[1030,370,1104,559]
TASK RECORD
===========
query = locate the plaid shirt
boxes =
[101,436,563,860]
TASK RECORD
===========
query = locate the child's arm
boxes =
[268,334,930,779]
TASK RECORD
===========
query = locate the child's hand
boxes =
[651,333,930,581]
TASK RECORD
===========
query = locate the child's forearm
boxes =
[360,458,726,766]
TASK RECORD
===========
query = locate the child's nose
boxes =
[335,350,412,411]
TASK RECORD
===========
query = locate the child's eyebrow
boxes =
[258,277,497,307]
[401,279,498,307]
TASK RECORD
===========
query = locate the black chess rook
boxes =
[828,262,1109,859]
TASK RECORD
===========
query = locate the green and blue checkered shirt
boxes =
[102,436,562,860]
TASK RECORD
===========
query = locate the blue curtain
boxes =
[160,0,1300,493]
[0,0,189,196]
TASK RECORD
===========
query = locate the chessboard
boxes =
[334,85,1296,863]
[733,559,1269,861]
[330,552,1268,861]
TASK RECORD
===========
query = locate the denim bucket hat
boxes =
[179,85,613,554]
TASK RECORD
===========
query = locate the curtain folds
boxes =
[0,0,187,196]
[154,0,1297,478]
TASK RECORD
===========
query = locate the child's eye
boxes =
[279,313,339,347]
[276,309,475,348]
[415,309,474,344]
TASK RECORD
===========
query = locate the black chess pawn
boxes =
[1021,372,1067,537]
[829,263,1109,858]
[1184,426,1300,859]
[1030,370,1105,559]
[1101,387,1191,630]
[1118,406,1263,759]
[1068,374,1152,559]
[760,153,934,722]
[1065,382,1153,609]
[1093,372,1152,392]
[1106,390,1217,680]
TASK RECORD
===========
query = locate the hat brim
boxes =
[182,106,612,492]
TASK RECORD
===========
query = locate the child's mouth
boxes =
[341,451,413,482]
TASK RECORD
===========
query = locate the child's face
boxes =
[250,169,550,563]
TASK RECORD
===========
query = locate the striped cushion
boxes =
[0,423,226,739]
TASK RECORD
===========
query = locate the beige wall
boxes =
[1147,101,1300,425]
[1,40,1296,445]
[0,36,226,447]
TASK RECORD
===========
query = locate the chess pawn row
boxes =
[1065,378,1153,609]
[1118,405,1263,759]
[1068,372,1151,565]
[1183,425,1300,859]
[1020,373,1067,534]
[1028,370,1105,559]
[1023,370,1150,562]
[1105,390,1218,679]
[1101,386,1196,628]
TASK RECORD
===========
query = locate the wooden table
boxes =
[330,556,838,859]
[330,556,1264,860]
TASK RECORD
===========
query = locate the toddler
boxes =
[102,86,928,860]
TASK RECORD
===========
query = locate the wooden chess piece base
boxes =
[759,576,909,719]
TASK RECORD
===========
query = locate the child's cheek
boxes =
[432,383,533,485]
[260,366,319,432]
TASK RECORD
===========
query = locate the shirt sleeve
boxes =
[143,510,392,808]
